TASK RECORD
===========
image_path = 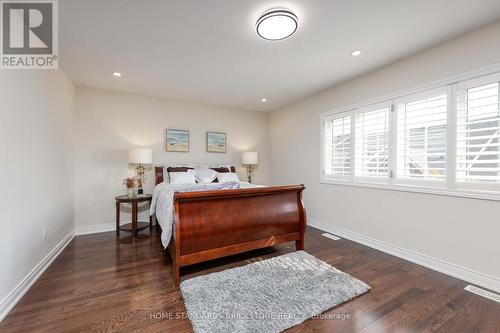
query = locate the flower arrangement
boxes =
[123,177,139,197]
[123,177,139,189]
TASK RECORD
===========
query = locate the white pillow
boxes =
[217,172,240,183]
[193,167,217,184]
[169,172,196,185]
[163,165,198,183]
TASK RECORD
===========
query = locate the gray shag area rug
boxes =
[180,251,370,333]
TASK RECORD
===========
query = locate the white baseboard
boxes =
[0,230,75,322]
[308,218,500,293]
[75,223,115,236]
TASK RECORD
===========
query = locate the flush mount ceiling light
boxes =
[261,98,268,102]
[256,9,298,41]
[112,72,122,77]
[351,50,362,56]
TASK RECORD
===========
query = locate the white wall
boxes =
[0,70,75,307]
[269,21,500,287]
[74,87,269,230]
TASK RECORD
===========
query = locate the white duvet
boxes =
[150,181,260,248]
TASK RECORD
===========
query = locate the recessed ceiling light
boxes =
[261,98,268,102]
[351,50,362,56]
[112,72,122,77]
[256,9,298,41]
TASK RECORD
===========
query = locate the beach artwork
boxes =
[207,132,226,153]
[166,129,189,152]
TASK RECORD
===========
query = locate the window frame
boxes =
[320,66,500,201]
[455,73,500,192]
[352,101,392,184]
[322,113,352,180]
[392,87,449,188]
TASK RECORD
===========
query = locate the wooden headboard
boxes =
[155,166,236,185]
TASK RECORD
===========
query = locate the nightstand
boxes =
[115,194,153,237]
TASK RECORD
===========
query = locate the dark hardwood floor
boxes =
[1,226,499,332]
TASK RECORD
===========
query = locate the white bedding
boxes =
[150,181,260,248]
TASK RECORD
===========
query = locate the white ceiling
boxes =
[59,0,500,111]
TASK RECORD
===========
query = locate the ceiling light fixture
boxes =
[256,9,298,41]
[261,98,268,102]
[351,50,362,56]
[112,72,122,77]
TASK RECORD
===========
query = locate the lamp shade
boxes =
[128,148,152,164]
[242,151,258,165]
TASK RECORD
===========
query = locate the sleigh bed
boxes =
[153,166,307,287]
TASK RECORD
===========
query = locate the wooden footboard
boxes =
[169,185,306,287]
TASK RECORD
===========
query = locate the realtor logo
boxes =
[1,0,58,69]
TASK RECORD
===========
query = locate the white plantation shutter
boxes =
[321,69,500,198]
[324,115,351,176]
[396,92,447,181]
[456,78,500,184]
[354,107,390,178]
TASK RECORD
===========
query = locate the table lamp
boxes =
[242,151,258,183]
[129,147,152,195]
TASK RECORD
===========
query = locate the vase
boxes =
[133,187,139,196]
[126,188,134,198]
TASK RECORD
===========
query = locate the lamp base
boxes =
[246,165,254,184]
[135,164,146,195]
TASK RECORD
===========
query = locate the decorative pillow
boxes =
[217,172,240,183]
[210,166,231,173]
[167,166,195,173]
[193,167,217,184]
[169,172,196,185]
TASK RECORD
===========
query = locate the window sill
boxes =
[320,179,500,202]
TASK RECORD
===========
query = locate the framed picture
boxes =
[206,131,226,153]
[166,129,189,152]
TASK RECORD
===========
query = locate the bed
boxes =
[151,166,306,287]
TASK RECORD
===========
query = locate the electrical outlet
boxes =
[42,226,47,240]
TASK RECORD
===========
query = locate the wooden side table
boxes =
[115,194,153,237]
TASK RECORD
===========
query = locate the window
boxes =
[396,92,447,181]
[457,78,500,184]
[321,69,500,200]
[354,106,390,178]
[324,116,351,177]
